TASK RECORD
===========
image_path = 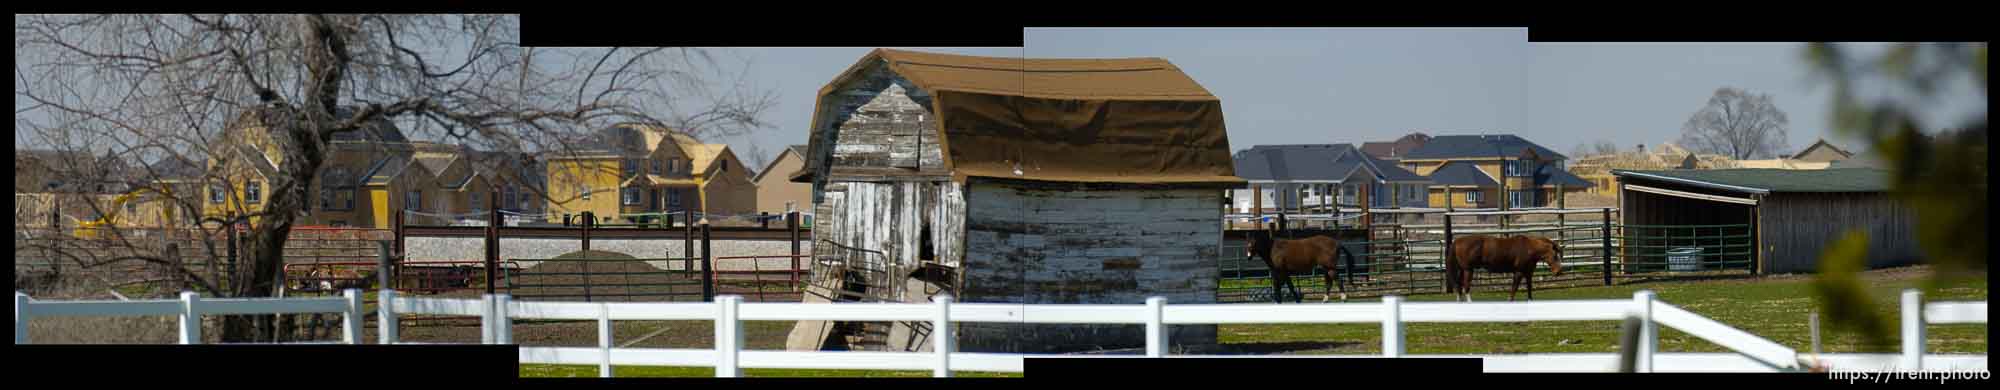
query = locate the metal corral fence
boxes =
[397,210,812,304]
[1219,208,1757,302]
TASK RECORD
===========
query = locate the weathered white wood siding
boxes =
[824,65,943,171]
[957,181,1221,353]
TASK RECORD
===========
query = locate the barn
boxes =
[783,49,1242,353]
[1611,168,1921,274]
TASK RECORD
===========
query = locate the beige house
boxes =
[667,133,757,219]
[752,145,810,215]
[1790,139,1854,163]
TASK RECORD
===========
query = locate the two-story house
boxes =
[1230,144,1432,218]
[543,124,757,225]
[1398,134,1592,209]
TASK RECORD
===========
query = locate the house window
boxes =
[211,185,225,204]
[578,184,591,200]
[320,186,335,210]
[502,186,516,211]
[245,182,262,203]
[622,187,641,205]
[720,160,727,172]
[1508,189,1541,208]
[1406,163,1419,172]
[1505,160,1534,177]
[406,190,421,211]
[652,160,663,175]
[1340,184,1357,205]
[471,192,484,212]
[667,190,682,207]
[125,202,137,214]
[623,159,638,177]
[337,189,355,211]
[1465,190,1483,204]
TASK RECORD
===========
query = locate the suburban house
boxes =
[14,149,150,229]
[752,144,811,216]
[1359,132,1433,162]
[1399,134,1592,209]
[198,107,545,229]
[1230,144,1431,219]
[1569,143,1733,197]
[666,131,756,221]
[542,124,756,225]
[1789,139,1854,163]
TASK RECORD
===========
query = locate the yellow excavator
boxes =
[73,188,176,239]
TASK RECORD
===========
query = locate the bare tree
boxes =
[1677,87,1791,159]
[15,14,774,342]
[1569,139,1622,158]
[1592,140,1619,155]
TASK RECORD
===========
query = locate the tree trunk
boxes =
[218,14,350,343]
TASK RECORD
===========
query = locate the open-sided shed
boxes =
[1612,168,1921,274]
[785,49,1242,353]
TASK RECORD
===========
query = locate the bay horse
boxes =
[1246,230,1358,303]
[1448,235,1564,301]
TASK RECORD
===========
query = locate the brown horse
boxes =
[1246,230,1358,303]
[1447,235,1564,301]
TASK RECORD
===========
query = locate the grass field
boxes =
[514,265,1984,377]
[1215,265,1986,355]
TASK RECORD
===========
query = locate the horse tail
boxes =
[1336,244,1357,288]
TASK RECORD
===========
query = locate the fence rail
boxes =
[17,289,1985,376]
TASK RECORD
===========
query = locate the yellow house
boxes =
[544,124,700,225]
[205,109,413,229]
[544,124,758,225]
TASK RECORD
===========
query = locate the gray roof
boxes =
[1233,144,1430,183]
[1533,163,1594,188]
[1404,134,1568,161]
[1612,168,1891,194]
[1426,161,1498,187]
[327,106,411,143]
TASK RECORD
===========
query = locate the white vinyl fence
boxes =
[15,289,366,344]
[17,288,1986,376]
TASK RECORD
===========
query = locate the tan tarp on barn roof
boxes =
[799,48,1243,187]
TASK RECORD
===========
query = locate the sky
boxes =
[18,26,1985,170]
[727,30,1984,169]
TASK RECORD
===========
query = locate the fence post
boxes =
[1602,208,1613,286]
[1901,289,1923,371]
[377,240,395,291]
[379,289,398,345]
[1442,214,1454,294]
[15,291,28,344]
[701,221,714,302]
[180,291,201,345]
[599,303,612,378]
[684,211,695,277]
[934,295,954,377]
[342,289,363,344]
[581,211,593,302]
[485,188,500,295]
[1632,290,1655,373]
[789,211,801,292]
[1146,296,1167,358]
[495,293,512,345]
[714,295,741,377]
[1383,295,1404,357]
[480,294,495,345]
